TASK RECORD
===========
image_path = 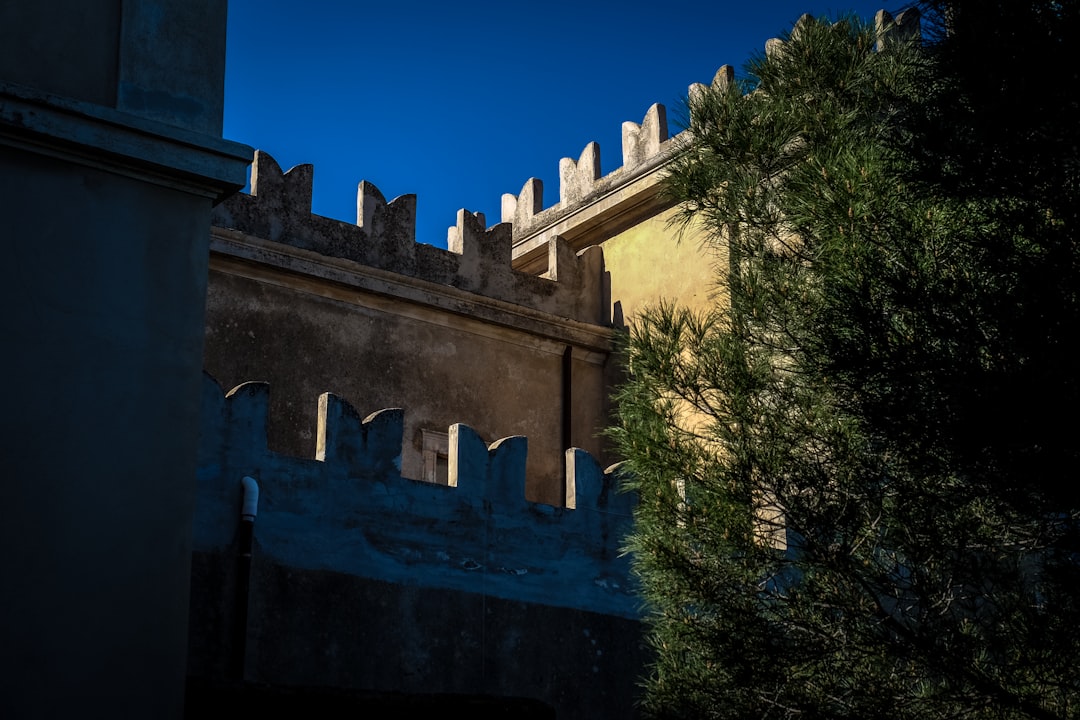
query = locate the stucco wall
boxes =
[0,144,211,719]
[0,0,121,107]
[0,3,250,717]
[190,560,645,719]
[203,258,611,507]
[602,207,725,326]
[188,375,644,718]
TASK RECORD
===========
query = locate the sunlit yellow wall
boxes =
[601,207,728,327]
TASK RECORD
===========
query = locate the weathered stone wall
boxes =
[189,374,645,719]
[500,95,727,327]
[506,103,679,277]
[2,6,915,719]
[206,152,615,507]
[213,151,608,325]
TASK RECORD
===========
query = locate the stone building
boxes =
[0,2,721,716]
[187,84,727,719]
[201,98,723,509]
[2,1,912,716]
[1,2,251,718]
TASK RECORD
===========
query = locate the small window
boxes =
[421,429,449,485]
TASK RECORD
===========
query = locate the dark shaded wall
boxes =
[188,375,647,719]
[0,2,251,717]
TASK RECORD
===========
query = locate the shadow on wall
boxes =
[185,679,556,718]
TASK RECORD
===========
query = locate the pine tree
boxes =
[610,6,1080,718]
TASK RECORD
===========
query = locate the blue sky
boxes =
[223,1,901,249]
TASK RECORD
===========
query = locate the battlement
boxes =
[502,102,673,239]
[764,8,919,59]
[505,8,920,274]
[505,103,678,275]
[211,151,608,325]
[211,11,919,292]
[194,373,638,618]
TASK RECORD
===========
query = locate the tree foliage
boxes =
[610,4,1080,718]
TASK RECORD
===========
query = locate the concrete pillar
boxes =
[0,1,252,717]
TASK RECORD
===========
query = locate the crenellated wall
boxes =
[206,147,620,506]
[202,92,702,509]
[189,373,644,718]
[193,10,921,714]
[502,7,920,304]
[505,102,678,277]
[212,151,607,325]
[504,102,670,235]
[194,373,636,611]
[494,91,726,322]
[0,5,921,718]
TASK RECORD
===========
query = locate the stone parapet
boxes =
[195,373,638,618]
[504,103,679,274]
[212,151,608,325]
[504,7,920,275]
